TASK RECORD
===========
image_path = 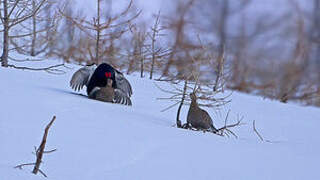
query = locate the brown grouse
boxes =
[187,92,217,132]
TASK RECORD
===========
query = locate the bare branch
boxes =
[38,169,48,178]
[14,163,36,169]
[160,101,180,112]
[253,120,264,141]
[8,64,67,74]
[15,116,56,178]
[9,0,47,28]
[43,148,57,154]
[32,116,56,175]
[8,0,21,18]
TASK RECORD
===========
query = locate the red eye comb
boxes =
[105,72,111,78]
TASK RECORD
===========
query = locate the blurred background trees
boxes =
[1,0,319,106]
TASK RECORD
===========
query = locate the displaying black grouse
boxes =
[70,63,132,105]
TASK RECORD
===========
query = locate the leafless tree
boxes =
[147,11,169,79]
[60,0,140,65]
[0,0,49,67]
[130,24,147,77]
[213,0,229,92]
[161,0,195,77]
[156,44,236,136]
[8,0,61,57]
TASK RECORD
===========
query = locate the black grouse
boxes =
[70,63,132,105]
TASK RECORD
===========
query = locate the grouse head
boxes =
[106,79,113,87]
[190,92,197,101]
[93,63,116,85]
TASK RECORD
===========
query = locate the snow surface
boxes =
[1,59,320,180]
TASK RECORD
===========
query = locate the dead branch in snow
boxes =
[8,56,46,62]
[179,110,244,138]
[15,116,57,178]
[8,63,67,74]
[32,116,56,175]
[215,111,245,138]
[252,120,276,143]
[253,120,265,141]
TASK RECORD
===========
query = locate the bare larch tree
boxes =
[0,0,48,67]
[60,0,140,65]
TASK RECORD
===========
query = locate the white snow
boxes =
[1,59,320,180]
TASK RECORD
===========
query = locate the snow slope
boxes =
[1,61,320,180]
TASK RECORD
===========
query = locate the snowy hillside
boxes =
[1,61,320,180]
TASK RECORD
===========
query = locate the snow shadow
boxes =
[38,86,88,99]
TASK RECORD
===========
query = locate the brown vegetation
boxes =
[1,0,319,106]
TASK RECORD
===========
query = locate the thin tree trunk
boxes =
[176,80,188,128]
[1,0,9,67]
[213,47,225,91]
[95,28,100,64]
[161,0,194,78]
[31,0,37,56]
[45,3,54,55]
[95,0,101,64]
[139,33,144,78]
[149,34,156,79]
[140,55,144,78]
[213,0,229,92]
[150,12,160,79]
[127,42,139,74]
[127,53,135,74]
[313,0,320,83]
[161,15,183,77]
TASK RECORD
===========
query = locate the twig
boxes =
[220,109,230,135]
[224,128,238,138]
[217,120,244,131]
[161,101,180,112]
[43,149,57,154]
[253,120,264,141]
[8,56,45,62]
[32,116,56,175]
[14,163,36,169]
[38,169,47,178]
[15,116,57,178]
[8,64,66,74]
[215,112,245,138]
